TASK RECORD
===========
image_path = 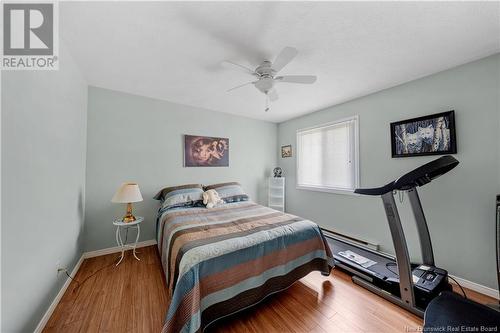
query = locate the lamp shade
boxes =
[111,183,143,203]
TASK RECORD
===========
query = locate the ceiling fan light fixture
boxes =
[224,46,317,112]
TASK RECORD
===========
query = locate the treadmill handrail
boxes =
[354,181,395,196]
[354,155,459,195]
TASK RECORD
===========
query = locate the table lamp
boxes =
[111,183,143,222]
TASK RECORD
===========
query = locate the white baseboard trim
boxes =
[34,239,157,333]
[83,239,157,259]
[33,255,85,333]
[449,274,499,300]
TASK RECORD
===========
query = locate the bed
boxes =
[155,185,333,333]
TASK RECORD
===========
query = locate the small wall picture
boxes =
[390,110,457,158]
[184,135,229,167]
[281,145,292,158]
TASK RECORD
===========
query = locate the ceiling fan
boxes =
[224,47,317,112]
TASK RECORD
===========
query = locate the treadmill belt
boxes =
[326,236,399,280]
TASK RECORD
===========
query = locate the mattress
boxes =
[156,201,333,333]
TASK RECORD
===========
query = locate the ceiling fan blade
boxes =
[268,88,279,102]
[275,75,317,84]
[221,60,256,75]
[272,47,298,73]
[227,81,257,92]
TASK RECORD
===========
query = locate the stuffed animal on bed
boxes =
[202,189,224,208]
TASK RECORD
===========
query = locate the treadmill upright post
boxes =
[381,191,416,310]
[407,188,435,266]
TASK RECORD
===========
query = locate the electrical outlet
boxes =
[56,259,67,276]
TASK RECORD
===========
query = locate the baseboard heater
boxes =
[321,228,379,251]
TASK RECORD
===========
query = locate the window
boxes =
[296,116,359,194]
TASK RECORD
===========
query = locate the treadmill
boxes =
[326,155,459,317]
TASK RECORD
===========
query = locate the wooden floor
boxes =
[44,246,495,333]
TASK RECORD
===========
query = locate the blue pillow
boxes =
[153,184,204,209]
[203,182,249,203]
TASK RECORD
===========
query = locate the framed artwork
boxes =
[390,110,457,158]
[281,145,292,158]
[184,135,229,167]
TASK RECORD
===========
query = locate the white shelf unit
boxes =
[268,177,285,212]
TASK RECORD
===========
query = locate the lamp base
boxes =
[122,214,136,223]
[122,203,136,223]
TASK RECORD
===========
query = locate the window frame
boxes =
[295,115,360,195]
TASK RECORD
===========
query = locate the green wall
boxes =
[84,87,278,251]
[278,54,500,289]
[1,43,88,332]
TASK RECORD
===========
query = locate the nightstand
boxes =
[113,217,143,266]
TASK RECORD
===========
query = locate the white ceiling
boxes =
[61,2,500,123]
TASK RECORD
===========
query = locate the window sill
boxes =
[296,185,360,196]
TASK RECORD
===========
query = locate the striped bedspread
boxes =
[156,201,333,333]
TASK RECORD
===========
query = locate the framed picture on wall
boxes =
[184,135,229,167]
[390,110,457,158]
[281,145,292,158]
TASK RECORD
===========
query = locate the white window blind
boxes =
[296,116,359,193]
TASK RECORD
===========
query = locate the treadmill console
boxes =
[412,265,449,293]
